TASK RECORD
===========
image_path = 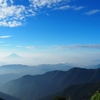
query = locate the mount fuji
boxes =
[5,53,21,59]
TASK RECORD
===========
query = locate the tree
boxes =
[54,96,66,100]
[91,91,100,100]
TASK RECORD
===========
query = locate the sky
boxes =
[0,0,100,66]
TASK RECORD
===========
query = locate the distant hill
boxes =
[0,63,72,75]
[40,82,100,100]
[86,64,100,69]
[0,64,72,88]
[92,64,100,69]
[1,68,100,100]
[0,64,32,74]
[36,63,73,71]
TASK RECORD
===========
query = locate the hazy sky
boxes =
[0,0,100,66]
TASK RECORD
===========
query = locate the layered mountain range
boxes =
[1,67,100,100]
[0,64,72,88]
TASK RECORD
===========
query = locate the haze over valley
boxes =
[0,52,100,67]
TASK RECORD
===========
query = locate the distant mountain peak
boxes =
[5,53,21,59]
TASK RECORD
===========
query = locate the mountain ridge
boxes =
[1,67,100,100]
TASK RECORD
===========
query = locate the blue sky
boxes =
[0,0,100,66]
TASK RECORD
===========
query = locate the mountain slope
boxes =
[0,73,23,88]
[0,64,72,88]
[41,82,100,100]
[2,68,100,100]
[0,92,21,100]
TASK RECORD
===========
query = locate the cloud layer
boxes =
[54,5,85,10]
[0,0,99,27]
[54,44,100,50]
[0,0,36,27]
[0,0,26,27]
[15,44,100,51]
[0,0,74,27]
[0,0,81,27]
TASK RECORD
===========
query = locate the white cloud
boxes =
[72,6,85,10]
[29,0,63,9]
[16,44,100,51]
[0,0,69,27]
[0,20,22,27]
[85,9,100,15]
[15,45,38,50]
[0,0,36,27]
[0,0,86,27]
[54,44,100,50]
[0,35,11,38]
[26,46,38,50]
[54,5,85,10]
[16,45,37,49]
[54,5,70,10]
[16,46,23,48]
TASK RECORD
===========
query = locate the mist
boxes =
[0,52,100,67]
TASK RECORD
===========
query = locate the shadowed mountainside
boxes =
[1,68,100,100]
[40,82,100,100]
